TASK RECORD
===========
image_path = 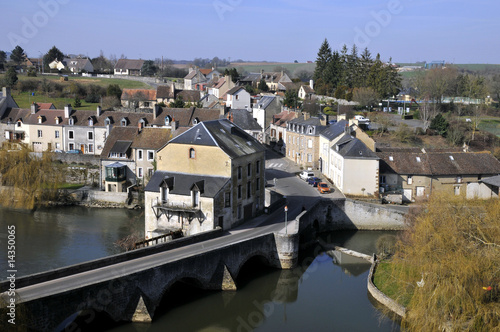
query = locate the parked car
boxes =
[299,170,315,181]
[307,177,321,187]
[67,149,82,154]
[317,182,330,194]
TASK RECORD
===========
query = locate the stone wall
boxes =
[343,199,406,230]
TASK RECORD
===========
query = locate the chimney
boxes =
[2,87,11,98]
[344,122,350,135]
[31,102,37,115]
[309,79,314,90]
[64,104,72,119]
[96,105,102,117]
[303,112,310,120]
[154,104,160,120]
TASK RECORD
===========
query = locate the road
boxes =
[14,151,322,303]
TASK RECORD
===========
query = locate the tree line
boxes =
[313,39,401,104]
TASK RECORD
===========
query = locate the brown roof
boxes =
[152,107,220,127]
[378,152,500,176]
[131,128,171,150]
[156,85,176,99]
[121,89,157,101]
[100,127,139,160]
[273,110,298,127]
[177,90,201,103]
[301,85,315,94]
[199,68,212,75]
[114,59,144,70]
[35,103,56,110]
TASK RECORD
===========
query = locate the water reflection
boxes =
[105,231,400,332]
[0,206,144,279]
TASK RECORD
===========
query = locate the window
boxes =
[121,119,127,127]
[138,167,143,178]
[307,154,312,162]
[247,163,251,177]
[407,176,413,185]
[165,116,171,126]
[138,150,143,160]
[68,118,74,126]
[161,186,168,203]
[88,144,94,153]
[189,148,195,159]
[104,118,111,126]
[256,179,260,191]
[247,181,252,198]
[380,175,386,184]
[237,166,242,180]
[55,130,60,138]
[37,130,42,138]
[88,118,93,126]
[17,121,21,127]
[69,131,74,139]
[225,192,231,207]
[192,190,199,207]
[308,139,312,148]
[148,168,154,177]
[55,143,61,149]
[148,151,154,161]
[456,176,462,183]
[238,185,242,199]
[88,132,93,140]
[256,160,260,174]
[144,102,150,107]
[454,186,460,196]
[69,143,74,150]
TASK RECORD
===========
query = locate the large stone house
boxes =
[144,119,266,238]
[285,113,326,169]
[184,68,208,90]
[224,86,251,110]
[269,110,298,154]
[252,95,282,143]
[121,89,157,109]
[378,150,500,201]
[114,59,144,76]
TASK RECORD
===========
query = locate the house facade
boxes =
[285,114,325,169]
[65,58,94,73]
[378,151,500,201]
[114,59,144,76]
[224,86,251,110]
[145,119,266,238]
[121,89,157,109]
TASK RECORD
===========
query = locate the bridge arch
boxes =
[233,252,274,283]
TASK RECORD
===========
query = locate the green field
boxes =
[1,74,152,109]
[478,119,500,137]
[224,62,316,76]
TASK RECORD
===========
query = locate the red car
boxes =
[317,182,330,194]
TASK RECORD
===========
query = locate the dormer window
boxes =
[165,116,171,126]
[88,117,93,126]
[121,118,128,127]
[193,117,199,125]
[104,117,111,126]
[308,126,314,134]
[38,116,42,124]
[189,148,195,159]
[68,117,74,126]
[55,117,60,125]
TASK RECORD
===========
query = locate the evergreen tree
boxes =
[283,89,300,108]
[43,46,64,70]
[169,95,185,108]
[324,50,342,93]
[345,44,359,88]
[4,67,18,88]
[0,51,7,65]
[359,47,373,87]
[10,45,25,65]
[258,78,269,92]
[313,39,332,82]
[430,113,449,136]
[73,96,82,108]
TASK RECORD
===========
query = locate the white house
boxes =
[225,86,251,109]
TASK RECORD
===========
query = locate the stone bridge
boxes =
[1,230,298,331]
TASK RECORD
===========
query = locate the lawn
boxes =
[478,119,500,137]
[373,260,414,307]
[2,73,152,109]
[11,90,100,109]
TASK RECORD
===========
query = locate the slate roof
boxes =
[184,69,199,80]
[481,175,500,187]
[222,109,262,131]
[335,137,379,159]
[301,85,315,94]
[65,58,92,71]
[111,141,132,154]
[240,73,261,83]
[145,171,229,198]
[378,152,500,176]
[225,86,245,96]
[320,120,348,141]
[255,96,275,110]
[131,128,171,150]
[114,59,144,70]
[168,119,265,159]
[121,89,157,101]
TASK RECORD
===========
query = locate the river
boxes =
[0,206,400,331]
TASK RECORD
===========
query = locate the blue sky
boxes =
[2,0,498,64]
